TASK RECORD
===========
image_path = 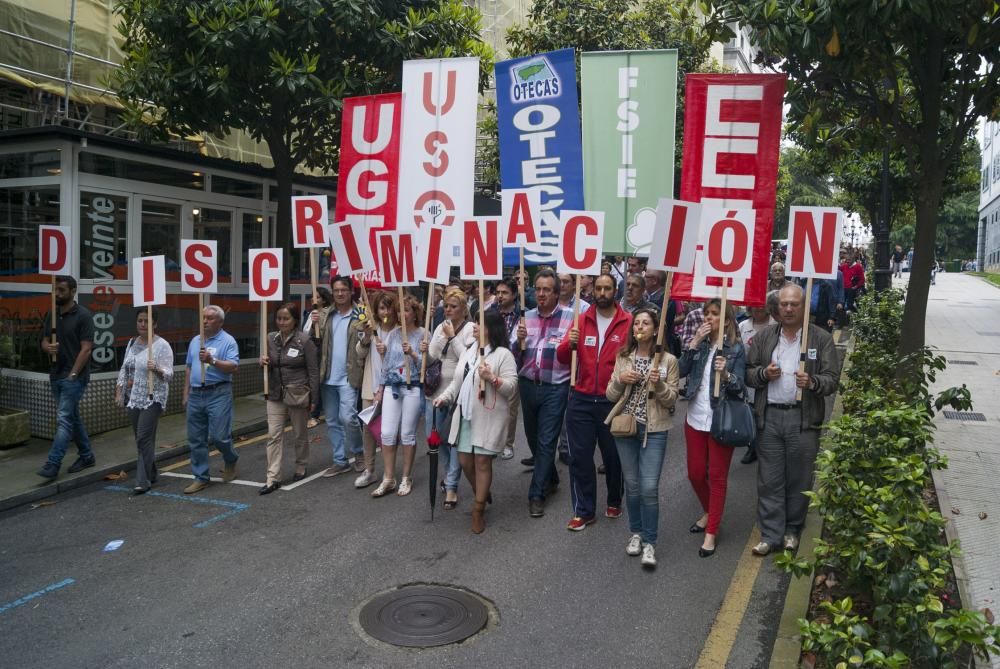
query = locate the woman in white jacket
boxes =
[434,312,518,534]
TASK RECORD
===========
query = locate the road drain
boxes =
[357,584,492,648]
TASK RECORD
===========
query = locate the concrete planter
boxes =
[0,407,31,449]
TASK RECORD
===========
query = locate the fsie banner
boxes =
[581,49,678,256]
[496,47,584,266]
[673,73,787,305]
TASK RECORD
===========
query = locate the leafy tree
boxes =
[703,0,1000,355]
[773,145,835,238]
[113,0,492,287]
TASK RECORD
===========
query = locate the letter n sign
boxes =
[786,206,844,280]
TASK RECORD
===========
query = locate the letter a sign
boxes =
[786,206,844,280]
[38,225,71,275]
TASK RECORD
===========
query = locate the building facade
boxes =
[978,118,1000,272]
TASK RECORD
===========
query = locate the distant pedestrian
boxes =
[840,251,866,311]
[37,276,96,482]
[891,245,904,278]
[183,305,240,494]
[767,262,790,293]
[259,302,319,495]
[115,309,174,495]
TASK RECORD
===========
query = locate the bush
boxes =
[777,289,999,668]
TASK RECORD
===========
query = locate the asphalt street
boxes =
[0,399,789,669]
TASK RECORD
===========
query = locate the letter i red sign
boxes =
[132,255,166,306]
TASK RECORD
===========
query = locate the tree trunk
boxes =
[899,182,943,356]
[268,138,294,299]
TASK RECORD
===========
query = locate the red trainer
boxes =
[605,506,622,519]
[567,516,596,531]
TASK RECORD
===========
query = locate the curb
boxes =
[768,329,853,669]
[0,419,268,514]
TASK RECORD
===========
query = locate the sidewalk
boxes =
[0,395,270,512]
[920,272,1000,669]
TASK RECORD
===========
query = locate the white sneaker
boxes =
[500,446,514,460]
[397,477,413,496]
[783,534,800,551]
[626,534,642,556]
[641,543,657,567]
[354,470,378,489]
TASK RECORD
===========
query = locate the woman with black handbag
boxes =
[605,308,680,568]
[678,298,746,557]
[259,302,319,495]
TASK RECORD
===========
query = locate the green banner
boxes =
[582,50,678,256]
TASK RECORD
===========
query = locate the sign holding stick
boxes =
[39,225,70,362]
[713,281,729,398]
[459,216,502,398]
[292,195,329,339]
[181,239,218,384]
[397,286,410,385]
[478,279,487,398]
[249,248,284,398]
[556,210,605,386]
[133,255,166,399]
[503,189,540,351]
[420,281,434,384]
[786,206,844,399]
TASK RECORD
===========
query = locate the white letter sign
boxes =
[502,188,541,246]
[132,255,167,307]
[416,223,453,285]
[557,210,605,275]
[38,225,71,275]
[786,206,844,280]
[249,248,283,301]
[461,217,502,280]
[292,195,329,248]
[648,199,700,273]
[375,231,418,287]
[180,239,218,293]
[328,219,376,276]
[697,207,756,280]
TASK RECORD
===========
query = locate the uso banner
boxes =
[581,50,678,256]
[672,73,786,305]
[333,92,402,284]
[396,57,479,235]
[496,48,584,265]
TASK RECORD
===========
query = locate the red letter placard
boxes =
[292,195,329,248]
[502,188,541,246]
[416,223,453,285]
[328,219,376,276]
[648,199,700,273]
[180,239,218,292]
[461,217,502,280]
[375,231,418,287]
[786,206,844,280]
[132,255,166,306]
[696,207,756,280]
[38,225,71,275]
[249,248,283,301]
[557,210,605,275]
[673,73,787,305]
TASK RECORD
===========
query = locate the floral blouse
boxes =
[116,336,175,410]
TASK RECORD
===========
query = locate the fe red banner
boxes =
[673,73,786,305]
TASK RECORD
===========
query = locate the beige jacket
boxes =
[436,345,518,453]
[605,351,680,433]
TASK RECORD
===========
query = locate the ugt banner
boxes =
[496,47,584,265]
[581,50,678,256]
[396,57,479,235]
[672,73,787,305]
[334,92,403,285]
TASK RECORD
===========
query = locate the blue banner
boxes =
[496,48,584,266]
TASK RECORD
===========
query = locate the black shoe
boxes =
[37,463,59,480]
[698,546,716,558]
[292,471,307,482]
[67,457,96,474]
[520,457,535,467]
[130,486,150,496]
[689,521,706,534]
[529,498,544,518]
[741,450,757,464]
[259,482,281,495]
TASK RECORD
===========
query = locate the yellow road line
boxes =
[159,428,282,472]
[694,526,764,669]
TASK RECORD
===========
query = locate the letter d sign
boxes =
[39,225,71,275]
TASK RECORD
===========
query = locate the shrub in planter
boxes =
[0,406,30,448]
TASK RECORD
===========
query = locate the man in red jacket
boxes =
[557,273,632,531]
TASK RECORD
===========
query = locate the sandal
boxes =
[397,477,413,496]
[371,479,397,497]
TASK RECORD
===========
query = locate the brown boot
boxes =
[471,500,486,534]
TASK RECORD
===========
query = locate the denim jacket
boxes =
[678,338,746,407]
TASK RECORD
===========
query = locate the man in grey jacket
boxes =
[745,284,840,556]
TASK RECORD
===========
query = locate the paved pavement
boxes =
[919,271,1000,669]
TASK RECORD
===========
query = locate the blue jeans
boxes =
[425,399,461,492]
[519,379,568,501]
[46,377,93,467]
[615,424,668,545]
[187,384,238,482]
[323,383,362,466]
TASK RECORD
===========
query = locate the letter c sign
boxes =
[557,210,605,276]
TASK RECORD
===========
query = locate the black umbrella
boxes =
[427,407,442,521]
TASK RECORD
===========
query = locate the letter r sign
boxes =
[292,195,329,248]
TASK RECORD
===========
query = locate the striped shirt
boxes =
[516,304,573,384]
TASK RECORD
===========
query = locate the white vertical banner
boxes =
[396,57,479,235]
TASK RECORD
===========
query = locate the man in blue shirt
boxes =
[182,305,240,493]
[319,276,363,477]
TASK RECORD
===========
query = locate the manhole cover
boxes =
[358,584,489,648]
[942,411,987,422]
[947,360,978,366]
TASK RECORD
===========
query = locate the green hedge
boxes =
[777,290,1000,668]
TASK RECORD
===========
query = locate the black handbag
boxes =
[710,396,756,448]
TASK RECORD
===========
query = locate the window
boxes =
[241,212,263,282]
[140,201,181,274]
[212,174,264,200]
[0,187,60,280]
[80,152,205,191]
[79,191,128,281]
[194,208,232,283]
[0,150,62,178]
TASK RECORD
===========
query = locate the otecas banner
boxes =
[581,50,678,256]
[333,92,402,286]
[496,48,584,265]
[673,73,786,305]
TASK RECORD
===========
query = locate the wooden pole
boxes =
[199,294,207,386]
[569,275,581,387]
[420,281,434,383]
[261,301,269,399]
[146,305,155,400]
[479,279,487,398]
[49,276,57,363]
[519,248,526,351]
[309,248,319,339]
[357,275,372,316]
[796,278,813,402]
[649,272,674,399]
[398,287,410,385]
[713,282,728,398]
